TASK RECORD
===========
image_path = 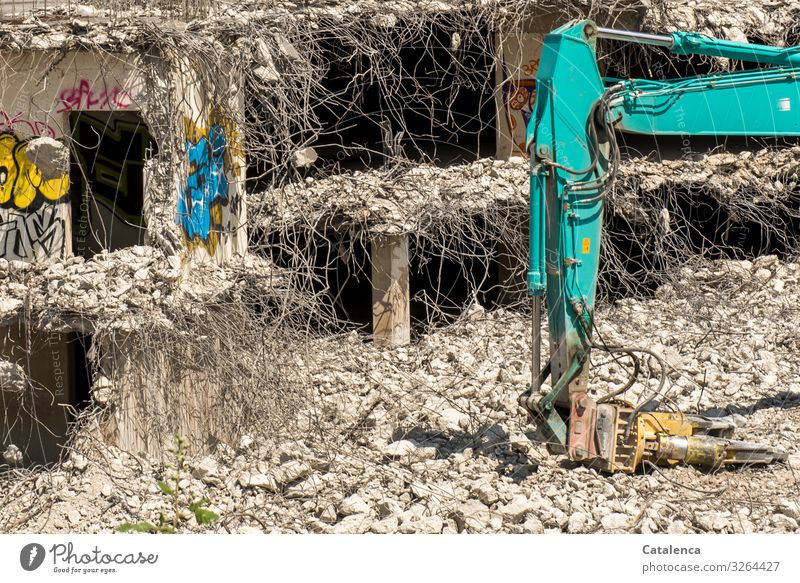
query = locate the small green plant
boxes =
[117,436,220,534]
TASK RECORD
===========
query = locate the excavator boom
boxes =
[519,20,793,472]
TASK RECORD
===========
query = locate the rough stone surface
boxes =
[601,513,630,531]
[340,494,371,517]
[24,137,69,180]
[192,457,222,486]
[498,495,537,523]
[3,256,799,534]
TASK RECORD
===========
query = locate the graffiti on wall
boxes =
[178,108,242,257]
[0,206,66,260]
[0,132,69,210]
[501,58,539,155]
[56,80,132,113]
[0,132,69,260]
[1,111,57,138]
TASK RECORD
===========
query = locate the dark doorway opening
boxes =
[1,325,92,467]
[71,333,93,410]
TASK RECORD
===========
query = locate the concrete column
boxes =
[175,59,247,266]
[494,31,547,160]
[105,331,222,459]
[371,234,410,346]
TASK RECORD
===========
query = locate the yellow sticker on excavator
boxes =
[582,238,591,254]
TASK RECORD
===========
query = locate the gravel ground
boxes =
[1,255,798,534]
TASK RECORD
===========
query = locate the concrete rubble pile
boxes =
[617,147,800,199]
[2,255,798,534]
[6,0,798,53]
[0,246,287,332]
[609,147,800,247]
[253,158,528,233]
[0,1,541,51]
[255,146,800,242]
[641,0,800,44]
[2,0,800,537]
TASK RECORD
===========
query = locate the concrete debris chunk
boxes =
[332,513,372,534]
[274,33,300,61]
[253,65,280,83]
[272,460,312,485]
[382,440,436,461]
[601,513,630,531]
[399,514,444,534]
[2,444,23,465]
[69,453,89,472]
[339,493,371,516]
[777,499,800,521]
[0,360,27,394]
[498,494,537,523]
[370,515,399,533]
[24,137,69,181]
[458,498,491,531]
[293,147,318,168]
[242,472,278,492]
[285,474,325,498]
[192,456,222,486]
[76,4,96,17]
[437,407,470,432]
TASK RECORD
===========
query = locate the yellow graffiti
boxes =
[0,133,69,210]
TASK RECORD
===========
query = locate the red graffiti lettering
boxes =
[56,80,132,113]
[0,111,57,138]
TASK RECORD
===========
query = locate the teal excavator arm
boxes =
[519,20,797,472]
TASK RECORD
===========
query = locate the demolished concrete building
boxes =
[1,0,800,467]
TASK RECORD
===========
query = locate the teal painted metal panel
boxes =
[670,31,800,67]
[611,69,800,136]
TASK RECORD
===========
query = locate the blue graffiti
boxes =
[178,123,228,246]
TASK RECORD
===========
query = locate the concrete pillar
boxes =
[175,59,247,266]
[103,332,222,459]
[371,234,410,346]
[494,31,547,159]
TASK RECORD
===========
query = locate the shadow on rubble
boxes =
[700,390,800,417]
[390,423,538,483]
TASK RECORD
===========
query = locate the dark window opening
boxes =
[253,219,507,335]
[246,16,496,188]
[601,187,799,298]
[311,19,497,171]
[69,111,154,258]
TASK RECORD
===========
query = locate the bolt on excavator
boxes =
[519,19,793,472]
